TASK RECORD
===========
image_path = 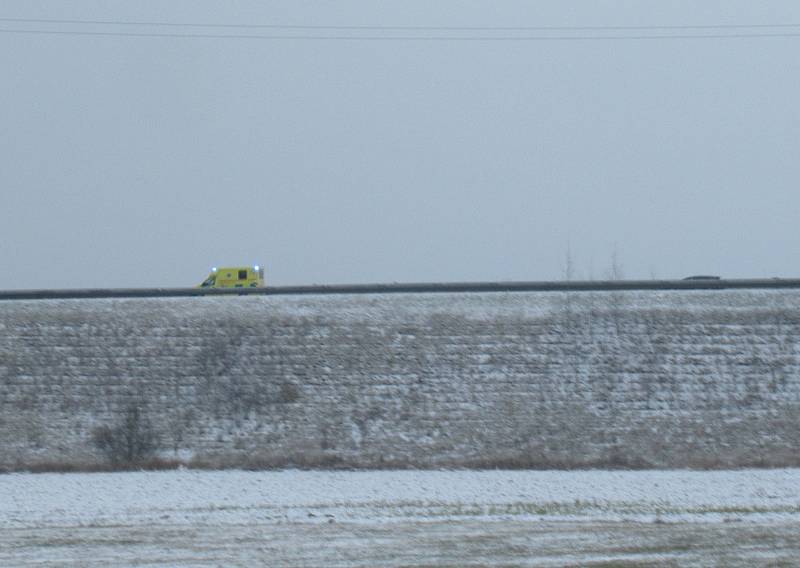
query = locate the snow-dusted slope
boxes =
[1,289,799,469]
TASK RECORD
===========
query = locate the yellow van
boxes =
[198,266,265,288]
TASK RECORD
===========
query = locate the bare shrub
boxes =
[278,382,301,403]
[22,458,183,474]
[92,403,159,465]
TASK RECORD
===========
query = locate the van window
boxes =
[238,270,248,280]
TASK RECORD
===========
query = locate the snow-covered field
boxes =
[3,469,800,566]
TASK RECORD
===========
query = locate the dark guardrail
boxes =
[1,278,800,301]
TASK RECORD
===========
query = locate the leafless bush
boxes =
[92,403,159,465]
[21,458,183,474]
[278,382,301,403]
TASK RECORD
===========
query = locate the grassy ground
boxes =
[3,519,800,567]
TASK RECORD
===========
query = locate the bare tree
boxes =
[560,241,577,327]
[562,240,575,281]
[607,243,624,281]
[605,244,626,333]
[92,403,159,465]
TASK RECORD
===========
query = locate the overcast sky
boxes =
[2,1,799,289]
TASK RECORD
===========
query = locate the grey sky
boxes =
[2,1,799,289]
